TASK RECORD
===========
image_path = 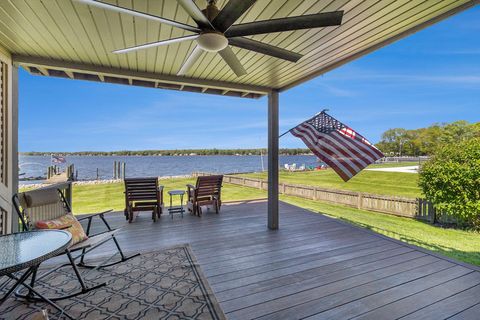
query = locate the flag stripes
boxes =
[290,112,384,181]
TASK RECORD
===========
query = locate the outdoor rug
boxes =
[0,245,226,320]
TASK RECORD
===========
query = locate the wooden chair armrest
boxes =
[186,184,195,199]
[158,185,164,204]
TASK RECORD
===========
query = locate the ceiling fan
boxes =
[75,0,343,77]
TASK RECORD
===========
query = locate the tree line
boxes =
[375,120,480,156]
[21,148,312,157]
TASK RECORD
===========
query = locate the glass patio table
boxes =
[0,230,73,319]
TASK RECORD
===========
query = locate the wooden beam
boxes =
[37,67,49,76]
[98,74,105,82]
[221,90,228,95]
[201,87,208,93]
[267,89,279,230]
[12,55,271,95]
[64,70,74,79]
[279,0,480,92]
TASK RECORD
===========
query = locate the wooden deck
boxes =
[86,200,480,320]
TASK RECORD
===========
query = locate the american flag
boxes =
[51,155,66,164]
[290,111,384,182]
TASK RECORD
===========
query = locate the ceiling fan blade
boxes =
[218,46,246,77]
[228,37,302,62]
[113,35,199,54]
[212,0,257,32]
[177,0,213,29]
[178,45,204,75]
[75,0,200,33]
[225,11,344,37]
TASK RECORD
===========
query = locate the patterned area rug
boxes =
[0,245,226,320]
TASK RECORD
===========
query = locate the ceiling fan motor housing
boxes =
[197,32,228,52]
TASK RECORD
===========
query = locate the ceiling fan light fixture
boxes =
[197,32,228,52]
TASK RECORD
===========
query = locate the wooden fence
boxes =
[219,174,437,223]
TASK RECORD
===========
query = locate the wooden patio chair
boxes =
[12,183,139,302]
[187,175,223,216]
[124,177,164,223]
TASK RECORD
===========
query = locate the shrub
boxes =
[419,138,480,228]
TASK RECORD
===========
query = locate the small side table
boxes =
[168,190,185,219]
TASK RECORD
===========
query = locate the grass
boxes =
[241,167,421,198]
[280,195,480,266]
[66,176,480,266]
[72,178,266,214]
[24,168,476,267]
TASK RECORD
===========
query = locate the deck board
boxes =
[79,200,479,319]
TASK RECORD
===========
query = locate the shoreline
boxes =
[18,174,199,190]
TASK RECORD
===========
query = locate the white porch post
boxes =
[11,63,19,232]
[267,90,279,230]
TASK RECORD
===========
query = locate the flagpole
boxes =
[278,109,329,138]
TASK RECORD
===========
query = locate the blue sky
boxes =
[19,6,479,152]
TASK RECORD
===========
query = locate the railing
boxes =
[218,174,436,223]
[47,164,75,181]
[376,156,429,163]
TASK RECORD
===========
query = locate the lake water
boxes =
[19,155,319,184]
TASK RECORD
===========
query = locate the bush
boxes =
[419,138,480,228]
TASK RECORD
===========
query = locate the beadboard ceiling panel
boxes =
[0,0,476,97]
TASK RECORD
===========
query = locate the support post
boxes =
[268,90,279,230]
[11,63,19,233]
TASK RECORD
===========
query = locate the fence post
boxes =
[357,193,363,210]
[113,161,117,179]
[117,162,120,179]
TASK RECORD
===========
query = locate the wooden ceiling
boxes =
[0,0,477,98]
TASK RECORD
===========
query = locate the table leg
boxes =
[0,268,34,305]
[2,267,75,320]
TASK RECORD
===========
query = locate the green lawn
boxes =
[241,167,421,198]
[72,178,266,214]
[66,177,480,266]
[280,195,480,266]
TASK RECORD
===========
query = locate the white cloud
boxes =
[315,83,358,97]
